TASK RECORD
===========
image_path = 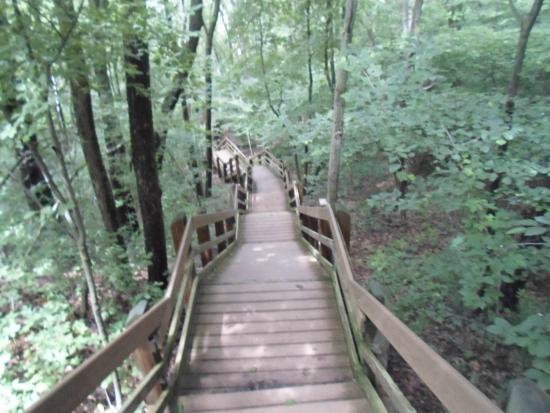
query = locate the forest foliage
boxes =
[0,0,549,411]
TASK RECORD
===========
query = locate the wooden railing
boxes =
[27,141,253,413]
[261,150,502,413]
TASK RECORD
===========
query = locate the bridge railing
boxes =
[261,149,502,413]
[27,147,253,413]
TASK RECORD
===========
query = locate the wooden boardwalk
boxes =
[177,165,371,412]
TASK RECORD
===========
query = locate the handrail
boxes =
[264,149,502,413]
[27,144,254,413]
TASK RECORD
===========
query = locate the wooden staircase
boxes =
[177,164,369,411]
[27,137,502,413]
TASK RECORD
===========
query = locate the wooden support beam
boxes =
[170,215,187,252]
[196,225,212,266]
[319,218,333,262]
[336,210,351,250]
[226,216,236,244]
[215,220,227,253]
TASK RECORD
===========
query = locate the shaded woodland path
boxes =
[178,164,371,412]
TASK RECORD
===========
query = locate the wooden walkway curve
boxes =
[178,164,371,411]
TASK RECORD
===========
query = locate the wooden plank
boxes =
[214,220,226,253]
[298,205,330,221]
[209,398,371,413]
[194,318,341,335]
[179,367,354,390]
[300,225,334,250]
[319,218,333,262]
[170,215,187,251]
[194,308,338,324]
[358,343,416,413]
[192,209,235,228]
[336,210,351,250]
[193,229,236,255]
[196,224,212,266]
[187,354,351,374]
[178,382,363,411]
[189,341,347,361]
[120,363,163,413]
[323,205,501,413]
[192,330,343,348]
[196,298,331,313]
[198,289,333,303]
[26,299,168,413]
[200,280,331,293]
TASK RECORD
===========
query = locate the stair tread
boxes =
[179,367,354,391]
[178,382,365,411]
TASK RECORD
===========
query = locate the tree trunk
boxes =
[123,0,168,286]
[506,0,544,117]
[327,0,357,207]
[54,0,123,243]
[157,0,204,165]
[46,108,122,407]
[323,0,336,94]
[306,0,313,106]
[89,0,137,229]
[204,0,222,197]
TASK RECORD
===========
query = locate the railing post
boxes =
[234,155,240,184]
[170,214,187,252]
[229,158,234,179]
[126,301,162,404]
[336,210,351,250]
[196,225,212,266]
[319,219,333,262]
[216,158,222,178]
[215,220,227,253]
[226,215,236,244]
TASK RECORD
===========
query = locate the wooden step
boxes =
[192,330,343,347]
[189,341,347,360]
[196,298,332,313]
[194,308,338,324]
[179,367,354,391]
[187,354,351,374]
[216,399,370,413]
[178,382,364,411]
[200,280,330,293]
[194,318,341,335]
[198,289,333,303]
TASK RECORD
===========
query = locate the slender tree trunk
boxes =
[506,0,544,117]
[258,0,280,118]
[327,0,357,207]
[54,0,123,244]
[123,0,168,286]
[204,0,221,197]
[323,0,335,94]
[410,0,423,34]
[157,0,204,165]
[306,0,313,106]
[89,0,137,229]
[46,107,122,407]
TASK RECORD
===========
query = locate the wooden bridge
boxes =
[28,138,501,413]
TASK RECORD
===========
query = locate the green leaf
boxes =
[523,227,547,236]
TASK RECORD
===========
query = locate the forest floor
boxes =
[343,177,532,411]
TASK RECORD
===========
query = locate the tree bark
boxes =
[327,0,357,207]
[258,0,281,118]
[157,0,204,165]
[89,0,137,229]
[54,0,123,242]
[123,0,168,286]
[323,0,336,94]
[204,0,221,197]
[46,107,122,407]
[306,0,313,105]
[506,0,544,117]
